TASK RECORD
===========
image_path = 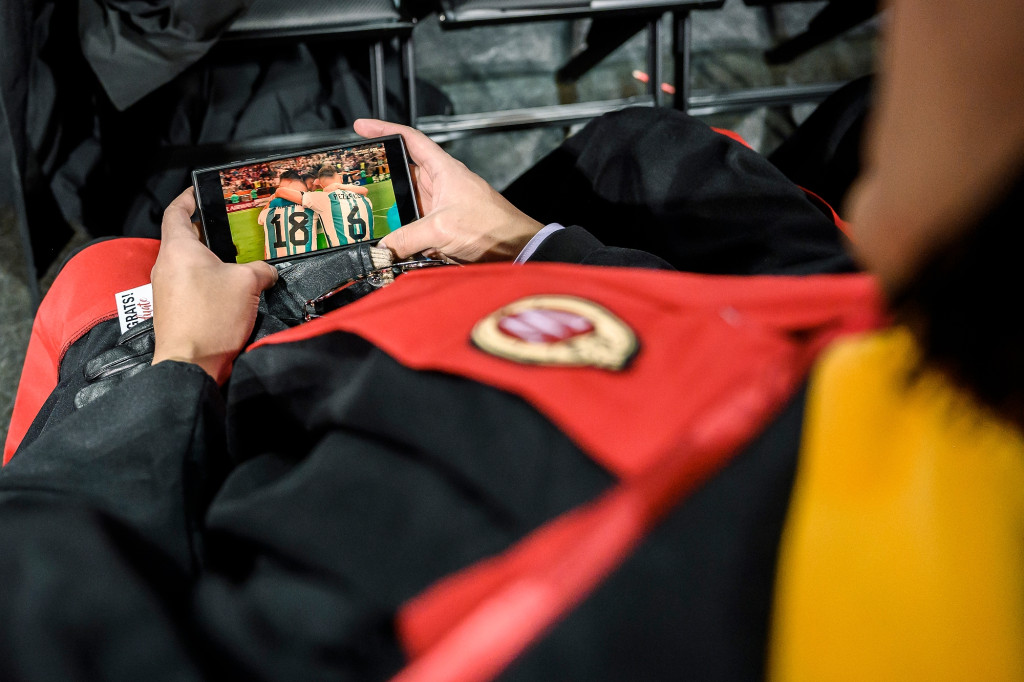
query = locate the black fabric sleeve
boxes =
[0,361,228,575]
[0,361,229,679]
[527,225,676,270]
[503,107,857,276]
[0,494,209,681]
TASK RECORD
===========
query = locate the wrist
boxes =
[152,346,231,384]
[490,217,543,261]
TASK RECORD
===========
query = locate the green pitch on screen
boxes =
[227,180,399,264]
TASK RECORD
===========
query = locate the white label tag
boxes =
[115,283,154,334]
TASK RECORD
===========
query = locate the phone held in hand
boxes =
[192,135,419,264]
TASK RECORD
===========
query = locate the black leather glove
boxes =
[251,242,448,340]
[74,318,156,409]
[259,241,385,326]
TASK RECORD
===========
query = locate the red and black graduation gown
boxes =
[0,260,882,682]
[0,109,878,681]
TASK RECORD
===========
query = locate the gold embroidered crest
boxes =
[471,295,638,371]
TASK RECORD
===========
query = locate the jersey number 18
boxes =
[271,212,310,249]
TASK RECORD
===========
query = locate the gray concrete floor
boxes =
[0,209,35,445]
[0,212,88,449]
[425,0,876,187]
[0,0,875,446]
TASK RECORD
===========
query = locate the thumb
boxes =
[241,261,279,292]
[379,217,444,259]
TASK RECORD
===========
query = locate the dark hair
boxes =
[318,166,340,180]
[279,170,302,182]
[891,166,1024,426]
[300,173,314,182]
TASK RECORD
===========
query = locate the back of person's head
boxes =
[277,169,305,191]
[846,0,1024,424]
[318,166,340,182]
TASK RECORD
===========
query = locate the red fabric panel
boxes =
[3,239,160,464]
[799,185,852,237]
[251,264,882,479]
[711,127,754,149]
[383,267,880,682]
[249,264,882,682]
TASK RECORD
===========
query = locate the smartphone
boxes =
[192,135,418,264]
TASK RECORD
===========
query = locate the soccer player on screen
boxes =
[257,171,320,259]
[274,167,374,247]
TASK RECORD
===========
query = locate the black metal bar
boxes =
[370,41,387,119]
[417,97,657,141]
[439,0,722,27]
[673,11,691,111]
[417,82,847,138]
[647,17,662,106]
[686,81,845,116]
[403,34,418,125]
[222,20,414,42]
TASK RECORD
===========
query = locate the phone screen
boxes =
[192,135,418,264]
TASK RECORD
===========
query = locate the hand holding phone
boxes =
[151,189,278,383]
[354,119,544,263]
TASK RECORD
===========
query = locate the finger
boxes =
[353,119,450,176]
[241,260,279,291]
[379,216,446,259]
[412,165,430,215]
[162,188,201,242]
[169,186,197,214]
